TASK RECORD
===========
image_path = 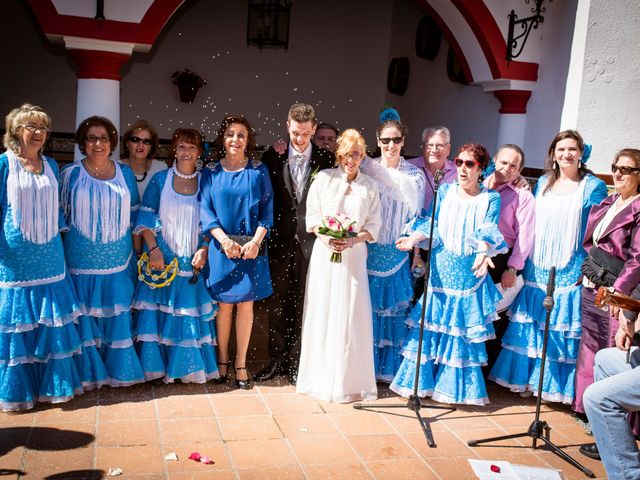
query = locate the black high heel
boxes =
[234,366,254,390]
[213,361,231,384]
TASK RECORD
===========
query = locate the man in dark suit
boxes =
[256,103,335,384]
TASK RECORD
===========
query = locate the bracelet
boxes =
[149,245,159,254]
[475,250,488,255]
[221,238,235,251]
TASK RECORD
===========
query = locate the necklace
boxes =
[135,171,148,183]
[85,159,112,177]
[173,165,198,179]
[19,155,43,175]
[615,193,639,210]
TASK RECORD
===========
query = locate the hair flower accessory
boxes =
[581,143,592,163]
[379,107,401,124]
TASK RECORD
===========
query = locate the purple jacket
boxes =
[584,193,640,295]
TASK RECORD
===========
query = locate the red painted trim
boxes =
[451,0,538,81]
[493,89,532,114]
[412,0,473,84]
[27,0,184,47]
[68,49,130,80]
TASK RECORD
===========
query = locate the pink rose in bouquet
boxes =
[317,214,357,263]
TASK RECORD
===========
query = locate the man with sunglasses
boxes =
[482,144,535,370]
[408,126,457,210]
[258,103,335,384]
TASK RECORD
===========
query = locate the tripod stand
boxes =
[354,170,455,448]
[468,267,595,478]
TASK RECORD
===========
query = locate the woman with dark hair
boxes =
[132,128,218,383]
[490,130,608,405]
[361,117,425,383]
[200,115,273,389]
[60,115,144,389]
[120,120,167,256]
[574,149,640,420]
[0,104,86,410]
[390,143,507,405]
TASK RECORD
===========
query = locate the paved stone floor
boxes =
[0,315,608,479]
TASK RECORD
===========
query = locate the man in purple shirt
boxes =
[483,144,535,369]
[408,126,457,211]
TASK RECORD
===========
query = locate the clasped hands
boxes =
[319,235,355,253]
[222,238,260,260]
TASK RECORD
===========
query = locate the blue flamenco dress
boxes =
[200,159,274,303]
[0,152,85,411]
[489,174,607,403]
[132,168,219,383]
[362,157,426,382]
[60,160,144,388]
[390,183,507,405]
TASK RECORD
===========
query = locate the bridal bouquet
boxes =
[317,214,357,263]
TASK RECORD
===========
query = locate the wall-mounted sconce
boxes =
[506,0,551,62]
[247,0,291,50]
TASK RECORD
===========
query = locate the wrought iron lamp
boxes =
[247,0,291,50]
[506,0,551,61]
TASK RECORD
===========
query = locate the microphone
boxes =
[433,169,445,186]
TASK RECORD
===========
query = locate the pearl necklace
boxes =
[172,165,198,179]
[84,159,112,177]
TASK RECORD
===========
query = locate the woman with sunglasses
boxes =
[573,149,640,456]
[132,128,218,384]
[390,143,507,404]
[490,130,607,405]
[0,104,87,410]
[60,116,144,389]
[121,120,167,256]
[361,117,425,383]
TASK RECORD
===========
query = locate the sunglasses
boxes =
[128,136,153,146]
[454,158,479,168]
[378,136,403,145]
[611,164,640,175]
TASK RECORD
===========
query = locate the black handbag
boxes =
[581,245,625,287]
[222,235,266,256]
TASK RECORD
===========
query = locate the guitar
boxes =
[595,286,640,312]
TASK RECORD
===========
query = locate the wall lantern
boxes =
[247,0,291,50]
[506,0,551,61]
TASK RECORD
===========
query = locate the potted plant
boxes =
[172,69,206,103]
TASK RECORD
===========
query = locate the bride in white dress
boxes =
[296,129,382,403]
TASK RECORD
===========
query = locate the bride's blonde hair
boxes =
[335,129,366,166]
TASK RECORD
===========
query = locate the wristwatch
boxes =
[507,266,517,275]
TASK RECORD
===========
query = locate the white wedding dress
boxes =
[296,192,378,403]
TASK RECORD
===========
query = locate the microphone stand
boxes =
[468,267,595,477]
[354,169,455,448]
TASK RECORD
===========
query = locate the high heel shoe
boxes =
[213,361,231,384]
[234,366,254,390]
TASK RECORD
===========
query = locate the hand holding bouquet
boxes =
[317,214,357,263]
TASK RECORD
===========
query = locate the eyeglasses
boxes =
[454,158,479,168]
[611,164,640,175]
[348,151,363,160]
[21,124,50,133]
[378,136,403,145]
[225,132,246,140]
[85,135,110,144]
[128,136,153,146]
[425,143,448,151]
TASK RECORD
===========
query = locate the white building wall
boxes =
[561,0,640,174]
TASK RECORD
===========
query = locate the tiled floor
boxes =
[0,315,609,479]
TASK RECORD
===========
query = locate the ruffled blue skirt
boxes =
[489,258,583,404]
[0,273,85,411]
[367,243,413,382]
[133,273,219,383]
[390,247,501,405]
[70,267,144,388]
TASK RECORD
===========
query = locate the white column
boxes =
[496,114,526,150]
[74,79,121,161]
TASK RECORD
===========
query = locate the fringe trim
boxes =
[158,169,201,257]
[532,178,586,269]
[60,161,130,243]
[438,186,489,255]
[6,150,58,244]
